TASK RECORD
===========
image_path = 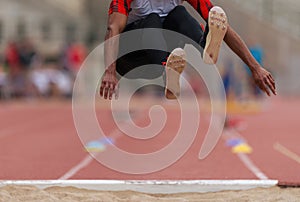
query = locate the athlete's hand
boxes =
[100,70,119,100]
[252,67,276,96]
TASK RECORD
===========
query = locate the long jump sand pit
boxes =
[1,185,299,202]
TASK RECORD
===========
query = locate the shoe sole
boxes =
[165,48,186,100]
[203,6,228,64]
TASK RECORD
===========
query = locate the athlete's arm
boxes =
[100,10,128,100]
[186,0,276,96]
[224,25,276,96]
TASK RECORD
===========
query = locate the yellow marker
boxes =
[232,143,253,154]
[85,146,106,153]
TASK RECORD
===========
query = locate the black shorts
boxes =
[116,5,208,79]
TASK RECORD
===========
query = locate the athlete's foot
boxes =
[165,48,186,99]
[203,6,228,64]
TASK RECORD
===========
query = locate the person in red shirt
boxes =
[5,42,20,76]
[68,43,87,74]
[100,0,276,100]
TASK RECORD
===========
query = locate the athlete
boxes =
[100,0,276,100]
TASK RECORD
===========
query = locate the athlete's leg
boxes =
[163,5,228,65]
[163,5,206,50]
[140,13,169,66]
[117,13,168,79]
[162,6,203,99]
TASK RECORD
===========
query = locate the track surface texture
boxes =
[0,97,299,186]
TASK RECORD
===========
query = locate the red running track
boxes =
[0,97,299,186]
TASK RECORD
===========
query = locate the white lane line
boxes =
[274,142,300,165]
[237,153,268,180]
[0,180,278,194]
[63,101,191,180]
[59,155,94,180]
[59,109,158,180]
[59,127,125,180]
[225,128,269,180]
[58,128,122,180]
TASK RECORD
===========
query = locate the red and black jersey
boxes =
[109,0,133,16]
[108,0,213,22]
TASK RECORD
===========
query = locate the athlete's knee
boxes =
[171,5,188,16]
[167,5,190,23]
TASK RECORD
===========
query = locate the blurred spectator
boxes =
[19,39,37,70]
[4,41,20,74]
[60,42,72,73]
[30,64,73,98]
[19,39,41,98]
[67,42,87,76]
[4,41,24,97]
[3,39,40,98]
[1,39,87,100]
[222,57,235,100]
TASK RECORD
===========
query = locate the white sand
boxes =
[0,186,299,202]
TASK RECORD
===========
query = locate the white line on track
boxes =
[237,153,268,180]
[59,109,161,180]
[59,120,135,180]
[274,142,300,165]
[59,155,94,180]
[225,128,269,180]
[60,106,194,180]
[61,117,270,180]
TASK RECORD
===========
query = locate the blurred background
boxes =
[0,0,299,102]
[0,0,100,100]
[0,0,300,186]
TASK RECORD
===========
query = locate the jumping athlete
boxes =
[100,0,276,100]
